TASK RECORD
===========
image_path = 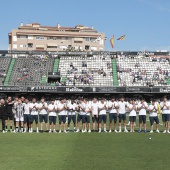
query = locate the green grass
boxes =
[0,115,170,170]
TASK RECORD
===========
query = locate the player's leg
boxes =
[149,117,153,133]
[76,114,80,132]
[103,115,107,132]
[35,115,39,133]
[45,114,48,131]
[123,114,128,132]
[109,113,113,132]
[114,114,118,133]
[155,117,160,133]
[53,116,57,133]
[98,115,102,133]
[49,116,52,133]
[5,115,8,132]
[63,116,67,133]
[118,114,122,132]
[58,116,62,133]
[67,115,71,132]
[72,115,76,132]
[39,115,43,131]
[9,114,13,132]
[29,115,33,133]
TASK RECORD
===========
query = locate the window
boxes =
[100,39,103,45]
[85,45,90,50]
[85,37,90,41]
[61,37,66,40]
[36,36,44,40]
[90,38,96,42]
[20,36,27,39]
[20,44,26,48]
[28,35,33,39]
[13,44,17,49]
[13,36,17,42]
[28,43,33,48]
[47,46,57,49]
[53,37,57,40]
[47,37,50,40]
[91,46,97,51]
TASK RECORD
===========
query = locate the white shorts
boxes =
[15,117,24,122]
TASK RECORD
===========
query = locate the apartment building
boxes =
[8,23,106,51]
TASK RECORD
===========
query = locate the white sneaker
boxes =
[119,129,122,133]
[124,129,128,133]
[64,130,67,133]
[150,130,153,133]
[88,130,91,133]
[104,130,107,133]
[59,130,61,133]
[49,130,52,133]
[76,129,80,133]
[82,130,85,133]
[109,130,112,133]
[114,130,118,133]
[98,131,101,133]
[36,130,39,133]
[167,131,170,133]
[130,131,133,133]
[133,130,135,133]
[53,130,57,133]
[156,129,160,133]
[2,130,5,133]
[163,130,167,133]
[22,130,26,133]
[84,129,87,133]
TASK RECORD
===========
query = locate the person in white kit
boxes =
[160,96,170,133]
[14,99,25,133]
[117,97,128,133]
[91,97,99,131]
[137,97,148,133]
[76,98,86,132]
[84,98,92,133]
[98,97,107,133]
[23,98,30,133]
[29,98,39,133]
[58,98,67,133]
[67,99,77,132]
[38,97,48,132]
[48,98,57,133]
[128,99,137,133]
[148,99,160,133]
[107,96,118,133]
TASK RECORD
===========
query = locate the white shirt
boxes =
[128,104,137,116]
[118,101,127,114]
[98,103,107,115]
[91,102,98,115]
[84,103,91,116]
[138,102,148,115]
[58,103,67,115]
[148,105,158,117]
[23,103,30,115]
[39,102,48,115]
[160,102,170,114]
[29,103,39,115]
[67,103,77,115]
[78,102,86,115]
[107,101,118,113]
[48,104,57,116]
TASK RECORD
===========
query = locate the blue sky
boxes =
[0,0,170,51]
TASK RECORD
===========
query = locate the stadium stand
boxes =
[0,57,11,85]
[116,55,170,86]
[58,55,113,86]
[8,56,54,86]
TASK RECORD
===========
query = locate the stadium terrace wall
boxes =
[1,50,170,56]
[0,86,170,93]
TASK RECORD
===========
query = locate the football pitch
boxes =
[0,116,170,170]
